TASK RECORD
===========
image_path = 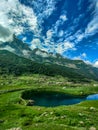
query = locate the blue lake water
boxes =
[86,94,98,100]
[32,97,85,107]
[31,94,86,107]
[23,91,98,107]
[32,94,98,107]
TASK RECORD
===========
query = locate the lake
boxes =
[22,91,98,107]
[31,95,86,107]
[86,94,98,100]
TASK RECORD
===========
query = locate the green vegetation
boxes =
[0,49,98,129]
[0,50,98,81]
[0,50,84,80]
[0,74,98,130]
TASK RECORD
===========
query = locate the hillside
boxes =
[0,50,98,82]
[0,35,98,81]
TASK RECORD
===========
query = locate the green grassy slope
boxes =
[0,50,86,81]
[0,50,98,82]
[0,50,98,129]
[0,75,98,130]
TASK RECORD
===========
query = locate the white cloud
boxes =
[56,14,67,26]
[46,13,68,39]
[81,53,87,58]
[73,56,81,60]
[0,0,59,54]
[22,50,29,56]
[74,30,85,42]
[30,0,57,25]
[0,0,70,55]
[46,29,53,39]
[0,24,13,42]
[93,61,98,68]
[84,60,92,65]
[0,0,97,62]
[35,50,49,58]
[21,0,57,19]
[76,33,84,42]
[30,38,42,50]
[63,0,98,44]
[22,37,27,42]
[73,53,87,60]
[0,45,15,52]
[42,0,57,18]
[85,20,98,35]
[55,41,75,54]
[55,45,63,54]
[0,0,38,42]
[73,58,92,65]
[39,13,68,53]
[63,41,74,50]
[85,0,98,36]
[60,14,67,21]
[58,30,64,37]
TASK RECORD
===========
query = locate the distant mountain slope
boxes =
[0,35,32,58]
[0,50,98,82]
[0,35,98,81]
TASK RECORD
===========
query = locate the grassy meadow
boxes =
[0,74,98,130]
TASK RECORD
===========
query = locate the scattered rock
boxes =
[41,112,47,116]
[45,114,48,117]
[37,108,41,111]
[52,116,59,120]
[62,87,66,89]
[93,84,97,87]
[80,91,83,95]
[7,127,22,130]
[50,111,53,115]
[79,121,84,125]
[1,83,4,86]
[60,115,66,119]
[26,100,35,106]
[78,113,83,117]
[35,124,38,127]
[89,126,96,130]
[90,107,95,111]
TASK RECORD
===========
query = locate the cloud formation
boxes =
[73,53,87,61]
[85,0,98,36]
[0,24,12,42]
[0,0,38,41]
[94,61,98,68]
[0,0,98,62]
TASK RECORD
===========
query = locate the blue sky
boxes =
[0,0,98,65]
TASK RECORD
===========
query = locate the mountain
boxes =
[0,34,32,59]
[0,49,98,82]
[0,50,82,80]
[0,35,98,81]
[0,35,57,62]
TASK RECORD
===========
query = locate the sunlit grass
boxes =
[0,74,98,130]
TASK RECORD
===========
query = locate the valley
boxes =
[0,39,98,130]
[0,74,98,130]
[0,0,98,129]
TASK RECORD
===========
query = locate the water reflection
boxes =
[86,94,98,100]
[30,94,86,107]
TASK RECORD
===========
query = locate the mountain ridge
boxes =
[0,35,98,81]
[0,49,98,82]
[0,35,86,63]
